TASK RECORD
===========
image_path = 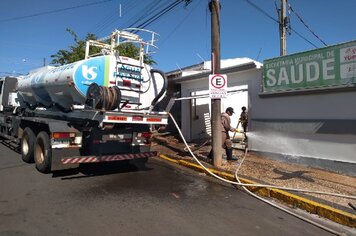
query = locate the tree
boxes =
[118,43,156,65]
[51,29,155,66]
[51,28,97,65]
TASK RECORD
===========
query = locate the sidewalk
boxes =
[151,134,356,227]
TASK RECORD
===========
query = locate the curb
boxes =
[158,154,356,228]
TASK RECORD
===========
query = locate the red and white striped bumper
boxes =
[61,151,157,164]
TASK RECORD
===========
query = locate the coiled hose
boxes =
[86,83,121,110]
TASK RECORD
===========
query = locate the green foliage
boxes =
[51,29,155,66]
[51,29,98,65]
[143,52,156,65]
[117,43,156,65]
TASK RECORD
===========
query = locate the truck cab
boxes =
[0,77,19,113]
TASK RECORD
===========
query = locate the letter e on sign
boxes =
[209,74,227,98]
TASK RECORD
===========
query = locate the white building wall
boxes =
[177,62,356,174]
[248,68,356,169]
[180,68,258,141]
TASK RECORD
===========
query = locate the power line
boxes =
[0,0,113,23]
[243,0,278,24]
[141,0,193,29]
[128,0,180,29]
[111,0,143,29]
[94,0,193,37]
[242,0,319,49]
[135,1,183,29]
[289,27,318,48]
[288,4,327,46]
[93,0,157,35]
[93,0,140,35]
[160,0,205,46]
[93,10,120,35]
[126,0,165,28]
[123,0,192,31]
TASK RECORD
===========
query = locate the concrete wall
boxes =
[248,68,356,174]
[178,66,356,175]
[180,68,257,141]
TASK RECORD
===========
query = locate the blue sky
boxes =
[0,0,355,76]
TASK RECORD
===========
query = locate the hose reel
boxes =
[85,83,121,111]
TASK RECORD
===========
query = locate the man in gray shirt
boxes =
[221,107,238,161]
[208,107,238,161]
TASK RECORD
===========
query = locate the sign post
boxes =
[209,0,222,167]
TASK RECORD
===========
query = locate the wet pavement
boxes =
[0,141,339,236]
[152,134,356,215]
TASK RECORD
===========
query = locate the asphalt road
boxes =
[0,139,335,236]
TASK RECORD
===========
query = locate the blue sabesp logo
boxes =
[81,65,98,80]
[73,56,106,96]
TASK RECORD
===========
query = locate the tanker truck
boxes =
[0,29,168,173]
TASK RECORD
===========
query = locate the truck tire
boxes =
[34,131,52,173]
[21,128,36,163]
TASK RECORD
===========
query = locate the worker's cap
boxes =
[226,107,234,114]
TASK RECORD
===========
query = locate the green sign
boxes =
[262,40,356,93]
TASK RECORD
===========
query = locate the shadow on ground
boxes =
[52,159,153,180]
[0,140,20,154]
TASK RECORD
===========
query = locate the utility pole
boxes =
[279,0,287,56]
[209,0,222,167]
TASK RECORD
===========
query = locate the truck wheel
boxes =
[34,131,52,173]
[21,128,36,163]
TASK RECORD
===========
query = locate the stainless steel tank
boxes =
[17,55,166,111]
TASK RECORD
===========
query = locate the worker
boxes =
[222,107,238,161]
[208,107,238,161]
[239,106,248,142]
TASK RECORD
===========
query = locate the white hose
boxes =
[168,112,354,235]
[169,113,356,200]
[234,149,343,235]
